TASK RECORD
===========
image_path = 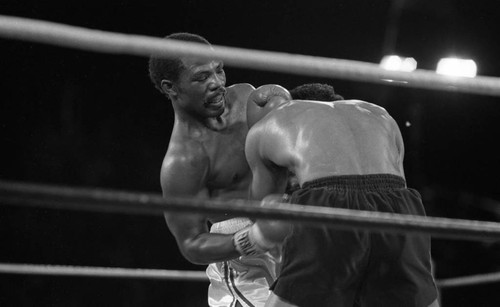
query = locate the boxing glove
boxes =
[233,223,276,256]
[247,84,291,128]
[233,194,292,256]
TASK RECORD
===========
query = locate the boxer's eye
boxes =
[193,73,208,82]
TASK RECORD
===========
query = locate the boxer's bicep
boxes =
[246,128,282,200]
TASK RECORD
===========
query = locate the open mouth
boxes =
[205,93,225,109]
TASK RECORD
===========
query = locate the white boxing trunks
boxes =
[207,217,281,307]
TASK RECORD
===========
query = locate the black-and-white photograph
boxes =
[1,1,499,306]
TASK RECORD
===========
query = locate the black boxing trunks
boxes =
[270,174,438,307]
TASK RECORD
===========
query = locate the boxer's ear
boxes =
[161,79,176,98]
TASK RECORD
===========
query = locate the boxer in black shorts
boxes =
[273,174,437,307]
[231,84,439,307]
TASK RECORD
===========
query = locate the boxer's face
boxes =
[173,56,227,118]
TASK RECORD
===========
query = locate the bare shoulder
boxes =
[344,99,389,114]
[225,83,255,119]
[160,139,209,195]
[245,111,294,175]
[227,83,255,92]
[341,99,398,125]
[162,138,208,174]
[226,83,255,101]
[247,110,289,146]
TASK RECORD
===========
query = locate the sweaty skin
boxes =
[245,97,440,307]
[160,54,256,265]
[246,98,405,201]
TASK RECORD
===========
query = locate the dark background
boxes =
[1,0,500,306]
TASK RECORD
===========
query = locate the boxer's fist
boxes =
[233,224,276,256]
[247,84,291,128]
[249,84,291,107]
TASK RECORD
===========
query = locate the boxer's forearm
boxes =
[179,233,241,265]
[233,221,291,256]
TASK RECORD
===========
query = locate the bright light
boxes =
[380,55,417,72]
[436,58,477,78]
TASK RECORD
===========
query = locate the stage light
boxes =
[380,55,417,72]
[436,57,477,77]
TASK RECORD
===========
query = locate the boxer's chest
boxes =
[206,124,250,193]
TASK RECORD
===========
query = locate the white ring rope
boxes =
[436,271,500,288]
[1,15,500,96]
[1,180,500,242]
[1,263,499,288]
[0,263,207,282]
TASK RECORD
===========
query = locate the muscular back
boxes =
[247,99,405,188]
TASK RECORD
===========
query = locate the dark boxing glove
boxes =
[247,84,291,128]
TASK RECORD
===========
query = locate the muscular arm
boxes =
[245,126,288,201]
[161,143,240,264]
[243,125,291,247]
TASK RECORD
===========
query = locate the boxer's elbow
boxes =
[180,236,236,265]
[180,242,210,265]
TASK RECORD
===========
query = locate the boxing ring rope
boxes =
[1,177,499,288]
[436,271,500,288]
[0,263,208,282]
[1,14,500,97]
[1,179,499,288]
[1,180,500,242]
[1,263,498,288]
